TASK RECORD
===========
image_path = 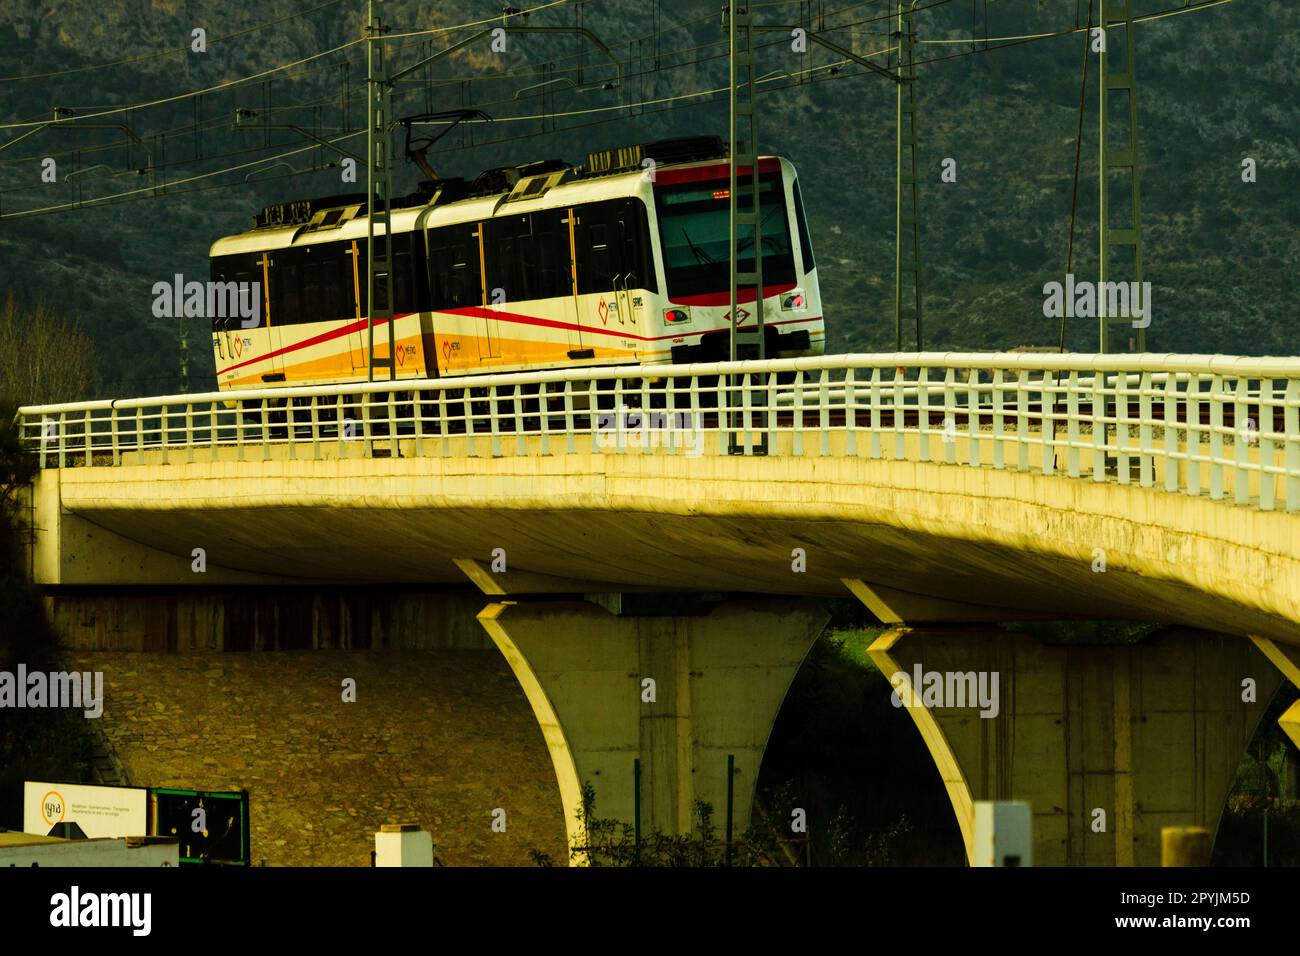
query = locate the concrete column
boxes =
[476,598,829,859]
[866,625,1280,866]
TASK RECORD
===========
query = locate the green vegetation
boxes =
[1215,682,1300,866]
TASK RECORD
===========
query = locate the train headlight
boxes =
[664,307,691,325]
[782,291,807,312]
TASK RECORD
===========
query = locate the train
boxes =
[208,135,824,392]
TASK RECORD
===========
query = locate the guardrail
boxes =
[15,352,1300,512]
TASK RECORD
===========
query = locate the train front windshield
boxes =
[654,172,796,298]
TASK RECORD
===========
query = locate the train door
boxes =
[258,251,287,383]
[573,199,646,363]
[525,206,580,362]
[562,207,587,358]
[474,221,499,362]
[346,240,368,376]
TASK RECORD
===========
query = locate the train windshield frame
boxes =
[653,171,796,299]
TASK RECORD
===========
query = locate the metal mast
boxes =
[728,3,764,363]
[366,0,396,381]
[1098,0,1145,353]
[894,1,924,351]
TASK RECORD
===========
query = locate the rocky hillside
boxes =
[0,0,1294,397]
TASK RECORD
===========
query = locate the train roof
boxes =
[211,136,783,257]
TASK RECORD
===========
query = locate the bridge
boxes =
[17,351,1300,865]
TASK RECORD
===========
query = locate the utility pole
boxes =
[728,3,764,364]
[895,0,924,351]
[727,3,767,456]
[366,0,396,381]
[1097,0,1145,353]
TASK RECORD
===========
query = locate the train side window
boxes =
[209,253,260,329]
[282,257,301,325]
[576,203,614,294]
[235,271,257,327]
[792,178,816,273]
[529,208,568,299]
[575,199,657,295]
[271,249,302,326]
[301,260,321,325]
[330,243,353,320]
[427,222,480,310]
[484,215,530,304]
[627,199,658,294]
[393,238,414,314]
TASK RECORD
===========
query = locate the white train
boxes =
[209,136,824,390]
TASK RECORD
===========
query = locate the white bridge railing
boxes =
[15,352,1300,513]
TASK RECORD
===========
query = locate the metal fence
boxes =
[16,352,1300,512]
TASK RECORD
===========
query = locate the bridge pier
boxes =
[863,623,1280,866]
[476,597,830,860]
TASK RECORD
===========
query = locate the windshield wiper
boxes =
[681,228,715,265]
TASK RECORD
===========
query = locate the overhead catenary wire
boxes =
[0,42,894,222]
[0,0,904,176]
[0,0,1236,221]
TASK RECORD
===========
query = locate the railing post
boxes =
[210,401,220,463]
[917,366,931,463]
[489,385,502,458]
[1185,374,1202,498]
[564,380,576,455]
[839,367,855,457]
[792,370,804,457]
[1259,377,1276,512]
[285,399,297,462]
[1018,371,1031,473]
[1162,372,1179,492]
[438,387,451,458]
[388,390,399,458]
[1209,375,1225,500]
[1041,370,1056,476]
[1285,378,1299,512]
[260,398,271,462]
[312,394,323,460]
[1065,371,1080,478]
[83,409,93,468]
[894,366,907,462]
[1233,376,1251,505]
[868,368,881,461]
[818,369,830,457]
[1115,372,1131,484]
[1091,370,1106,482]
[1139,371,1153,488]
[942,368,956,465]
[967,368,980,468]
[992,369,1006,471]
